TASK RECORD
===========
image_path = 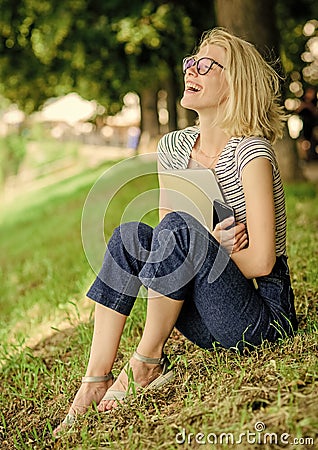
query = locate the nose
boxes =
[186,62,198,77]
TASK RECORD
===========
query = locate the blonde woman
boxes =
[54,28,297,435]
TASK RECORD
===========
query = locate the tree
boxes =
[0,1,199,151]
[214,0,306,181]
[0,0,134,113]
[1,0,315,157]
[215,0,279,57]
[110,2,195,149]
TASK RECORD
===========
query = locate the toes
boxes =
[97,398,118,412]
[53,412,76,437]
[107,399,118,410]
[53,422,68,437]
[97,400,107,412]
[53,425,61,437]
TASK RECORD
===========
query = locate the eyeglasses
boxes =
[182,56,225,75]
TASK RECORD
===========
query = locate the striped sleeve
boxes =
[157,132,176,169]
[236,137,278,181]
[157,127,198,169]
[235,136,287,256]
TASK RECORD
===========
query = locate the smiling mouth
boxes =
[185,82,201,92]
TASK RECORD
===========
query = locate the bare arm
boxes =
[229,157,276,278]
[158,157,276,278]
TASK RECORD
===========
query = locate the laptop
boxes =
[158,168,225,231]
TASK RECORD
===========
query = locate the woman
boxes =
[54,28,298,435]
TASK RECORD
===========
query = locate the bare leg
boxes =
[85,304,126,376]
[137,288,183,357]
[98,289,183,411]
[53,303,126,435]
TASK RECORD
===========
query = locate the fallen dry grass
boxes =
[0,169,317,449]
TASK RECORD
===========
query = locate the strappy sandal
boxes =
[100,351,174,403]
[54,372,113,435]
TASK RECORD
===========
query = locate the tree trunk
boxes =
[214,0,304,181]
[273,129,305,182]
[138,87,160,153]
[215,0,279,56]
[164,75,178,132]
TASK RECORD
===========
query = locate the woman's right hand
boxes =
[212,218,248,254]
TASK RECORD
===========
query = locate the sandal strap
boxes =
[133,351,166,366]
[82,372,113,383]
[62,413,76,426]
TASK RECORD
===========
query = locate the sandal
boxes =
[100,351,174,403]
[54,373,113,435]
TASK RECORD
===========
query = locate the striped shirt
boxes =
[157,126,287,256]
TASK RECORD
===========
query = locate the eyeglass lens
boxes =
[183,57,223,75]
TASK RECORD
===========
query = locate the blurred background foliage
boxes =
[0,0,197,114]
[0,0,316,113]
[0,0,317,184]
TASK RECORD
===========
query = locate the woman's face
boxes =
[180,44,229,114]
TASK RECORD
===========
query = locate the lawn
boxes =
[0,157,317,449]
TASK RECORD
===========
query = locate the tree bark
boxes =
[164,75,178,132]
[273,129,305,182]
[214,0,304,181]
[138,87,160,153]
[214,0,279,56]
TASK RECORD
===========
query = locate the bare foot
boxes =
[53,377,113,436]
[97,357,162,412]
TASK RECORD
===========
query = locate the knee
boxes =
[157,211,191,231]
[160,211,204,229]
[109,221,153,251]
[151,212,192,253]
[155,211,204,240]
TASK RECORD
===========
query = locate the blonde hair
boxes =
[199,28,286,143]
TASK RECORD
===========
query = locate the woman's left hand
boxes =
[212,218,248,254]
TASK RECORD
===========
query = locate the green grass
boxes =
[0,163,317,449]
[0,155,158,344]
